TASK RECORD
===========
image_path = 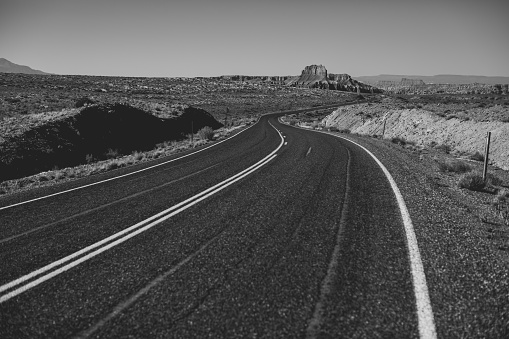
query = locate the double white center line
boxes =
[0,122,284,304]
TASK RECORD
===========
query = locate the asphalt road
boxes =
[0,112,428,338]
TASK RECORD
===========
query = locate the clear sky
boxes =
[1,0,508,77]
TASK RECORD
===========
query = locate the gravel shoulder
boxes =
[331,132,509,338]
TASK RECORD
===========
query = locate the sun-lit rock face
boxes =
[287,65,380,93]
[301,65,328,76]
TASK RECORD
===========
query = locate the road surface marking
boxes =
[286,121,437,339]
[0,163,221,245]
[0,123,258,211]
[0,123,284,304]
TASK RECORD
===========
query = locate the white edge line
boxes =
[0,119,260,211]
[0,154,277,304]
[0,105,333,211]
[0,122,284,303]
[284,120,437,339]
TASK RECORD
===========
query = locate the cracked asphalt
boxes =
[1,111,429,338]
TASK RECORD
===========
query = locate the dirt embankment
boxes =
[323,103,509,170]
[0,103,222,181]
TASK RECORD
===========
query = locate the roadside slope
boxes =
[323,105,509,170]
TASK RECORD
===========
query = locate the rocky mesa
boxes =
[224,65,381,93]
[285,65,381,93]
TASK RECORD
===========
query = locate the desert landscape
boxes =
[1,62,508,229]
[2,43,509,339]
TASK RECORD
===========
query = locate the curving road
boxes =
[0,111,434,338]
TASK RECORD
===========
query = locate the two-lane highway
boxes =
[0,112,434,338]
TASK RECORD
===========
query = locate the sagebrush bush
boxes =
[469,151,484,162]
[492,188,509,225]
[486,173,503,187]
[198,126,215,140]
[105,148,120,159]
[391,136,415,146]
[75,97,95,108]
[435,144,452,154]
[458,172,485,191]
[437,159,471,173]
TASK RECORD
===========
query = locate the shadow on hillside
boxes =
[0,103,222,181]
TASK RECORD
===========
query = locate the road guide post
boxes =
[483,131,491,181]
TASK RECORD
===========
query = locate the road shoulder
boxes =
[331,133,509,338]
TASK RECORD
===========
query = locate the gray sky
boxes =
[1,0,508,77]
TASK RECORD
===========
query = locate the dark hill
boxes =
[0,103,222,181]
[0,58,50,75]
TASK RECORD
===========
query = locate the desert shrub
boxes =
[75,97,95,108]
[328,126,339,132]
[437,159,471,173]
[435,144,452,154]
[5,97,21,104]
[132,151,144,161]
[198,126,215,140]
[38,174,50,182]
[289,119,296,126]
[458,172,485,191]
[105,148,120,159]
[492,188,509,225]
[85,154,95,164]
[446,114,458,120]
[486,173,503,187]
[469,151,484,162]
[338,129,351,134]
[391,136,414,146]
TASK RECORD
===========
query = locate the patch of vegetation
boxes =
[492,188,509,225]
[469,151,485,162]
[75,97,95,108]
[458,172,486,191]
[198,126,215,140]
[437,159,472,173]
[391,136,415,146]
[458,172,503,191]
[435,144,452,154]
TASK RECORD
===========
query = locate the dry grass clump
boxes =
[469,151,485,162]
[492,188,509,225]
[457,172,485,191]
[437,159,472,173]
[391,136,415,146]
[457,172,503,191]
[198,126,215,140]
[434,143,452,154]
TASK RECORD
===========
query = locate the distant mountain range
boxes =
[0,58,50,75]
[353,74,509,85]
